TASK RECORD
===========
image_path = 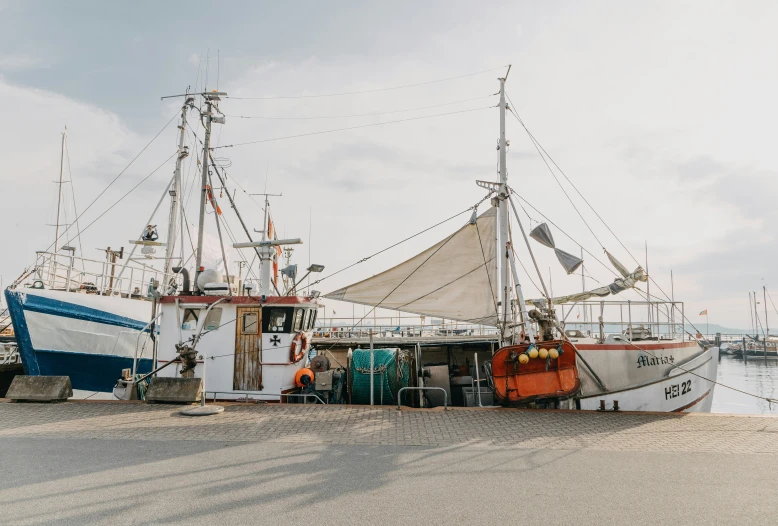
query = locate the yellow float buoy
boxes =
[528,348,539,359]
[519,353,530,364]
[549,348,559,359]
[539,348,549,359]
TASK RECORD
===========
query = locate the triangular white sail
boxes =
[325,208,500,326]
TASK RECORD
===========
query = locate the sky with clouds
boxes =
[1,0,777,330]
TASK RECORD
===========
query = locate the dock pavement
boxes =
[1,401,777,525]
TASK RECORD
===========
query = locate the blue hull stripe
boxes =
[35,349,153,393]
[4,289,152,392]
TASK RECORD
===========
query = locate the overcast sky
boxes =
[1,0,777,330]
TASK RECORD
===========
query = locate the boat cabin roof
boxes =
[159,295,319,306]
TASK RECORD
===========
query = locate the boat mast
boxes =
[54,129,66,254]
[498,71,511,343]
[164,94,193,286]
[194,91,224,289]
[50,128,67,283]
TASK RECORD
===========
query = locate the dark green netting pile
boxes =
[350,348,411,405]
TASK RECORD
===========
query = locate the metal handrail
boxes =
[396,386,448,410]
[206,391,326,405]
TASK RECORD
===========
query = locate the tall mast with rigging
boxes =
[164,94,193,286]
[194,91,226,289]
[497,69,511,342]
[50,128,67,283]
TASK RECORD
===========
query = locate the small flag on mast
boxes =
[699,309,708,316]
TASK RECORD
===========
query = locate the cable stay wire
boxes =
[71,152,178,241]
[212,106,494,150]
[227,66,509,100]
[509,189,620,281]
[504,93,606,250]
[302,196,493,292]
[44,110,180,254]
[63,135,86,272]
[226,94,496,120]
[504,91,712,338]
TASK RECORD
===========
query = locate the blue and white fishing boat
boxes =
[4,98,199,395]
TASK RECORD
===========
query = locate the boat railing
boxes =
[22,250,183,300]
[313,316,500,340]
[557,299,687,342]
[1,343,19,364]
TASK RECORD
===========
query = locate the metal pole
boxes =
[51,129,67,284]
[369,330,375,406]
[164,95,192,287]
[743,336,748,363]
[65,251,74,291]
[194,97,213,289]
[474,352,483,407]
[749,292,755,337]
[671,269,675,339]
[754,291,759,344]
[628,300,633,340]
[764,286,769,361]
[497,76,510,344]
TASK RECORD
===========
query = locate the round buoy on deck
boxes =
[549,348,559,359]
[518,353,530,364]
[295,368,314,387]
[539,348,549,359]
[181,405,225,416]
[528,348,539,359]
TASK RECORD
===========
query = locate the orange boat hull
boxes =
[491,340,580,406]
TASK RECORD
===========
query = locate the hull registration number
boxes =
[665,380,691,400]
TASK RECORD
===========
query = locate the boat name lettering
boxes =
[636,354,674,368]
[664,380,691,400]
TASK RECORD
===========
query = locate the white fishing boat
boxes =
[323,68,718,412]
[124,91,323,401]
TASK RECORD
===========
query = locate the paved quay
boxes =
[1,401,777,525]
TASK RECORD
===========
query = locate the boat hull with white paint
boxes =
[576,342,718,412]
[4,288,153,393]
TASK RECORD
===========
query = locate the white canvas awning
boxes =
[325,208,500,326]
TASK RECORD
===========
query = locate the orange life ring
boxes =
[289,332,308,363]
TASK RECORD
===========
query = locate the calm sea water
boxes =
[711,354,778,414]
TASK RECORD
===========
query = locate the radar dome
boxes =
[197,269,223,292]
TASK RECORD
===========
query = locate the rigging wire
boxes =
[44,110,180,253]
[509,190,619,280]
[765,288,778,320]
[306,192,498,357]
[226,66,509,100]
[302,202,487,292]
[506,93,714,338]
[226,94,496,120]
[69,152,178,240]
[62,135,86,272]
[505,93,606,250]
[212,106,494,150]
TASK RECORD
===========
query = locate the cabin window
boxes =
[242,312,259,334]
[302,309,312,331]
[292,309,304,332]
[310,309,318,329]
[263,307,292,333]
[181,309,200,331]
[203,308,223,331]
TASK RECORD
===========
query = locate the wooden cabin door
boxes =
[234,306,262,390]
